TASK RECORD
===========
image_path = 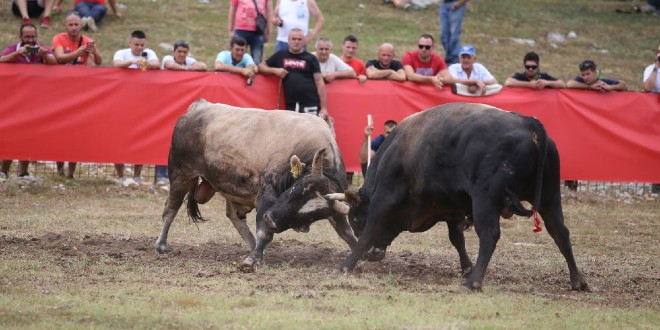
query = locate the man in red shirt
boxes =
[52,11,102,66]
[402,33,452,89]
[339,35,367,84]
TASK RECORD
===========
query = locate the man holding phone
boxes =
[643,44,660,93]
[0,23,56,182]
[52,11,102,66]
[0,23,56,64]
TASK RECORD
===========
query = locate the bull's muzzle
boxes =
[263,212,277,231]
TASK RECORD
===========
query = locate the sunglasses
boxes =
[525,65,538,70]
[418,44,432,50]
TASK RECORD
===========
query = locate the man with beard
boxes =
[0,23,56,182]
[52,10,102,66]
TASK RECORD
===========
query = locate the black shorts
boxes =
[284,102,320,116]
[12,0,45,18]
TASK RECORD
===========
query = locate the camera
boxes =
[26,45,39,54]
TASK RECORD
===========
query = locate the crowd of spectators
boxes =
[1,1,658,192]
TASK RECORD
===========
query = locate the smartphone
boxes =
[26,45,39,54]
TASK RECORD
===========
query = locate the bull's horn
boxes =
[325,193,346,201]
[332,200,350,215]
[311,148,326,177]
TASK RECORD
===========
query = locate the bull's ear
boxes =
[311,147,326,177]
[290,155,306,179]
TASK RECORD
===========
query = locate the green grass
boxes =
[1,0,657,90]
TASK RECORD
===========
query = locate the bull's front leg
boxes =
[328,214,358,250]
[238,207,274,273]
[460,209,500,293]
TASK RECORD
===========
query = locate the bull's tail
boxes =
[529,117,549,213]
[186,181,208,223]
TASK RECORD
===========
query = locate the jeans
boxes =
[439,1,466,65]
[155,165,168,179]
[275,41,289,53]
[234,29,264,64]
[75,2,108,23]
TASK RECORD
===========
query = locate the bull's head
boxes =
[325,189,368,237]
[263,148,349,233]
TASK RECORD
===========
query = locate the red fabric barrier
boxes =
[1,64,658,182]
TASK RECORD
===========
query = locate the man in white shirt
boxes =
[161,40,207,71]
[113,30,159,70]
[312,36,355,83]
[111,30,159,187]
[448,44,501,96]
[643,43,660,93]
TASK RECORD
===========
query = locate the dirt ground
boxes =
[2,196,658,311]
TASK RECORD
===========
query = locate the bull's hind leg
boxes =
[226,201,256,250]
[154,177,197,254]
[540,195,590,292]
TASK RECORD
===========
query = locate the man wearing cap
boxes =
[504,52,565,89]
[642,44,660,93]
[448,44,500,96]
[402,33,452,89]
[566,60,627,92]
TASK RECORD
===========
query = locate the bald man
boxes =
[365,43,406,81]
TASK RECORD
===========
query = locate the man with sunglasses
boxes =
[567,60,627,92]
[402,33,451,88]
[504,52,565,89]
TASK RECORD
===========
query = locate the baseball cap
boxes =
[459,44,476,56]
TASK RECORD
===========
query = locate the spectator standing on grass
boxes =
[51,11,102,179]
[228,0,272,65]
[214,36,258,80]
[112,30,159,187]
[0,23,57,182]
[439,0,468,65]
[313,36,355,83]
[359,120,397,176]
[339,34,367,84]
[448,44,501,96]
[11,0,55,28]
[402,33,451,88]
[365,43,406,82]
[642,44,660,194]
[273,0,324,52]
[259,28,328,120]
[504,51,566,89]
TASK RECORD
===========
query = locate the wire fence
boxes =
[2,160,659,201]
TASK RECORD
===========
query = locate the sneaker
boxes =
[86,17,98,32]
[155,177,169,186]
[22,17,32,25]
[81,17,89,30]
[118,177,138,187]
[133,176,142,185]
[40,16,51,28]
[17,173,38,183]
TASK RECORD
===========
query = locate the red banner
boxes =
[1,64,658,182]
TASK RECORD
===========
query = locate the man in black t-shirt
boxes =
[260,28,328,119]
[504,52,566,89]
[365,43,406,81]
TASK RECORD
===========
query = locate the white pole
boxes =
[366,114,373,168]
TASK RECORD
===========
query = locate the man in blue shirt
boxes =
[359,119,397,176]
[214,36,257,81]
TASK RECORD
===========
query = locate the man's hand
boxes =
[432,74,444,89]
[276,68,288,78]
[364,124,373,138]
[318,107,329,121]
[534,79,548,89]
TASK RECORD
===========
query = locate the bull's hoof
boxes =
[458,281,482,293]
[572,281,592,292]
[364,249,386,262]
[238,257,258,273]
[154,242,167,254]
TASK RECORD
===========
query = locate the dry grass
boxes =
[0,0,657,90]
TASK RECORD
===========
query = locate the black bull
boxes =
[328,103,590,292]
[154,100,357,271]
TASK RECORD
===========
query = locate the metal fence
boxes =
[2,160,659,201]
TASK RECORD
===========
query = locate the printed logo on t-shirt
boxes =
[284,58,307,69]
[416,68,434,76]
